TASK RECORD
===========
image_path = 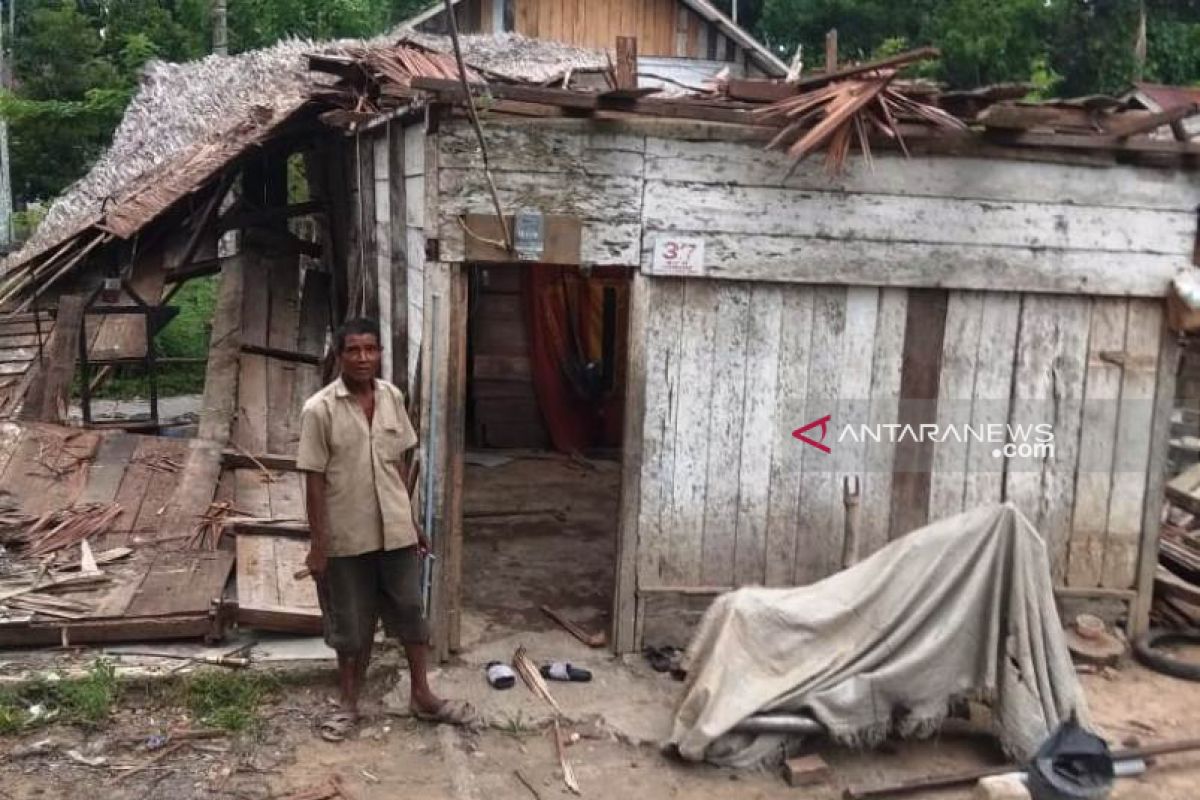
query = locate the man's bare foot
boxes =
[412,695,477,724]
[409,690,444,717]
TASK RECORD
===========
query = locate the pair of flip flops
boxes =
[485,660,592,688]
[539,662,592,682]
[644,645,687,680]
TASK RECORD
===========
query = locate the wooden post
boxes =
[616,36,638,91]
[1133,325,1180,636]
[825,29,838,74]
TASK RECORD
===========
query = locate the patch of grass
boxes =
[0,660,120,731]
[185,671,278,732]
[498,710,535,737]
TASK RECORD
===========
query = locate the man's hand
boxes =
[305,547,328,579]
[415,524,431,558]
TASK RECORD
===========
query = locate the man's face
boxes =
[341,332,381,383]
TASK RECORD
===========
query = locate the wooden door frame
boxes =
[429,261,646,657]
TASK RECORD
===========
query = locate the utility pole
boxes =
[0,0,13,248]
[212,0,228,56]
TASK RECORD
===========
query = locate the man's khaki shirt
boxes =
[297,378,419,557]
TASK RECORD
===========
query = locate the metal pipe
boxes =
[730,713,825,735]
[420,292,441,616]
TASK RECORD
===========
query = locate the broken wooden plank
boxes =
[20,294,84,424]
[266,252,301,454]
[221,451,298,471]
[1166,461,1200,516]
[411,76,600,110]
[540,605,606,648]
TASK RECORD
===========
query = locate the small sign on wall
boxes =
[652,237,705,277]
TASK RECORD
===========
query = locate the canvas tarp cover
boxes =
[669,503,1090,766]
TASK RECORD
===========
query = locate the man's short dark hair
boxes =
[336,317,382,353]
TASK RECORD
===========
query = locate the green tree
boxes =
[2,0,427,211]
[756,0,1198,94]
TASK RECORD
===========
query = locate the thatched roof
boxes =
[5,29,607,278]
[401,31,608,83]
[11,38,327,268]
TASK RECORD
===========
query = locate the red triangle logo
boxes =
[792,414,832,453]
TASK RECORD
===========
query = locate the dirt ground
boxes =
[2,454,1198,798]
[0,656,1199,800]
[461,454,620,637]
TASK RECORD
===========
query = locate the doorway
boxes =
[457,262,631,648]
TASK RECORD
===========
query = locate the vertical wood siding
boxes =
[632,280,1169,596]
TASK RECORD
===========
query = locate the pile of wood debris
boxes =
[0,492,128,622]
[750,49,965,172]
[1156,465,1200,627]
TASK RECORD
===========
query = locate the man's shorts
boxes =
[315,546,430,652]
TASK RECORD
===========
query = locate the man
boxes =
[298,317,473,741]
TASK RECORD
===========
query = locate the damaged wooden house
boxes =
[0,1,1197,660]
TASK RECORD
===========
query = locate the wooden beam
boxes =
[614,272,649,653]
[461,214,582,265]
[978,103,1105,131]
[1104,103,1199,139]
[239,343,321,366]
[166,255,235,284]
[790,46,941,91]
[410,76,600,110]
[221,451,298,471]
[20,294,84,424]
[157,256,247,537]
[1134,327,1180,637]
[616,36,638,91]
[197,256,245,443]
[243,227,323,259]
[725,79,800,103]
[986,128,1200,156]
[307,53,364,83]
[217,200,324,233]
[173,173,235,272]
[825,29,838,73]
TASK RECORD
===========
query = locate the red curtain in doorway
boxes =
[523,265,628,453]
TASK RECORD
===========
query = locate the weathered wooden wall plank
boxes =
[831,287,879,559]
[859,288,907,557]
[665,280,717,585]
[764,286,814,585]
[1102,300,1163,588]
[928,292,985,521]
[962,293,1021,511]
[889,290,948,540]
[734,283,783,585]
[643,182,1191,255]
[642,234,1185,297]
[235,255,269,454]
[1068,299,1127,587]
[613,271,650,652]
[389,120,409,389]
[1006,294,1091,581]
[794,287,846,583]
[635,278,685,589]
[642,140,1199,211]
[699,282,749,587]
[373,133,394,381]
[265,253,300,454]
